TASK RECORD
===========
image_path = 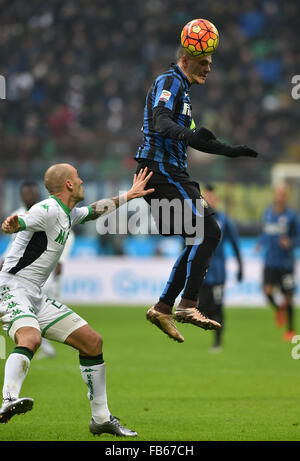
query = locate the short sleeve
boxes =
[70,206,93,226]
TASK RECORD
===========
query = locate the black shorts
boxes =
[263,267,295,294]
[136,160,217,240]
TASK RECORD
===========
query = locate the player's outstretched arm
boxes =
[153,108,258,158]
[1,214,20,234]
[185,129,259,158]
[87,168,155,221]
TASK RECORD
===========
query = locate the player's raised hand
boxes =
[1,214,20,234]
[231,145,259,158]
[128,167,155,200]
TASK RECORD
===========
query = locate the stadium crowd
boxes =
[0,0,299,184]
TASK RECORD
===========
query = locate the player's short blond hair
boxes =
[176,46,191,62]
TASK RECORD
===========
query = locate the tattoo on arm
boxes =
[88,195,125,221]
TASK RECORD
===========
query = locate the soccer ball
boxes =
[181,19,219,57]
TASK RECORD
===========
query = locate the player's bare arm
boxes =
[1,214,20,234]
[87,167,155,221]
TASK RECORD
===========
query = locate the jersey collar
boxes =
[50,195,71,216]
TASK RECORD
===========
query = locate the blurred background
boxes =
[0,0,299,305]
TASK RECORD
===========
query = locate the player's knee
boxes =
[15,327,42,354]
[91,332,103,356]
[81,330,103,356]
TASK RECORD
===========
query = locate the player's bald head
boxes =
[44,163,76,194]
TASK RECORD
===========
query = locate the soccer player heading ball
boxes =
[135,19,259,343]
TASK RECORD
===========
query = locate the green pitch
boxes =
[0,306,300,441]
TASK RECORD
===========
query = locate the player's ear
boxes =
[181,54,188,67]
[65,179,73,191]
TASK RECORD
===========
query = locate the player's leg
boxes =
[38,273,60,358]
[38,296,109,420]
[65,325,136,436]
[64,324,110,422]
[143,170,221,340]
[0,280,41,423]
[149,175,222,329]
[263,280,279,310]
[141,163,193,309]
[281,272,296,340]
[286,294,294,332]
[282,293,295,340]
[263,268,286,327]
[141,171,188,342]
[158,244,190,308]
[38,298,137,436]
[211,285,224,350]
[147,225,221,340]
[67,325,107,419]
[156,221,217,309]
[2,326,40,394]
[174,214,222,329]
[146,245,191,343]
[265,285,286,327]
[198,285,217,346]
[198,284,224,350]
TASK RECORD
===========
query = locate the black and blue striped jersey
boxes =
[258,206,300,271]
[135,64,193,170]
